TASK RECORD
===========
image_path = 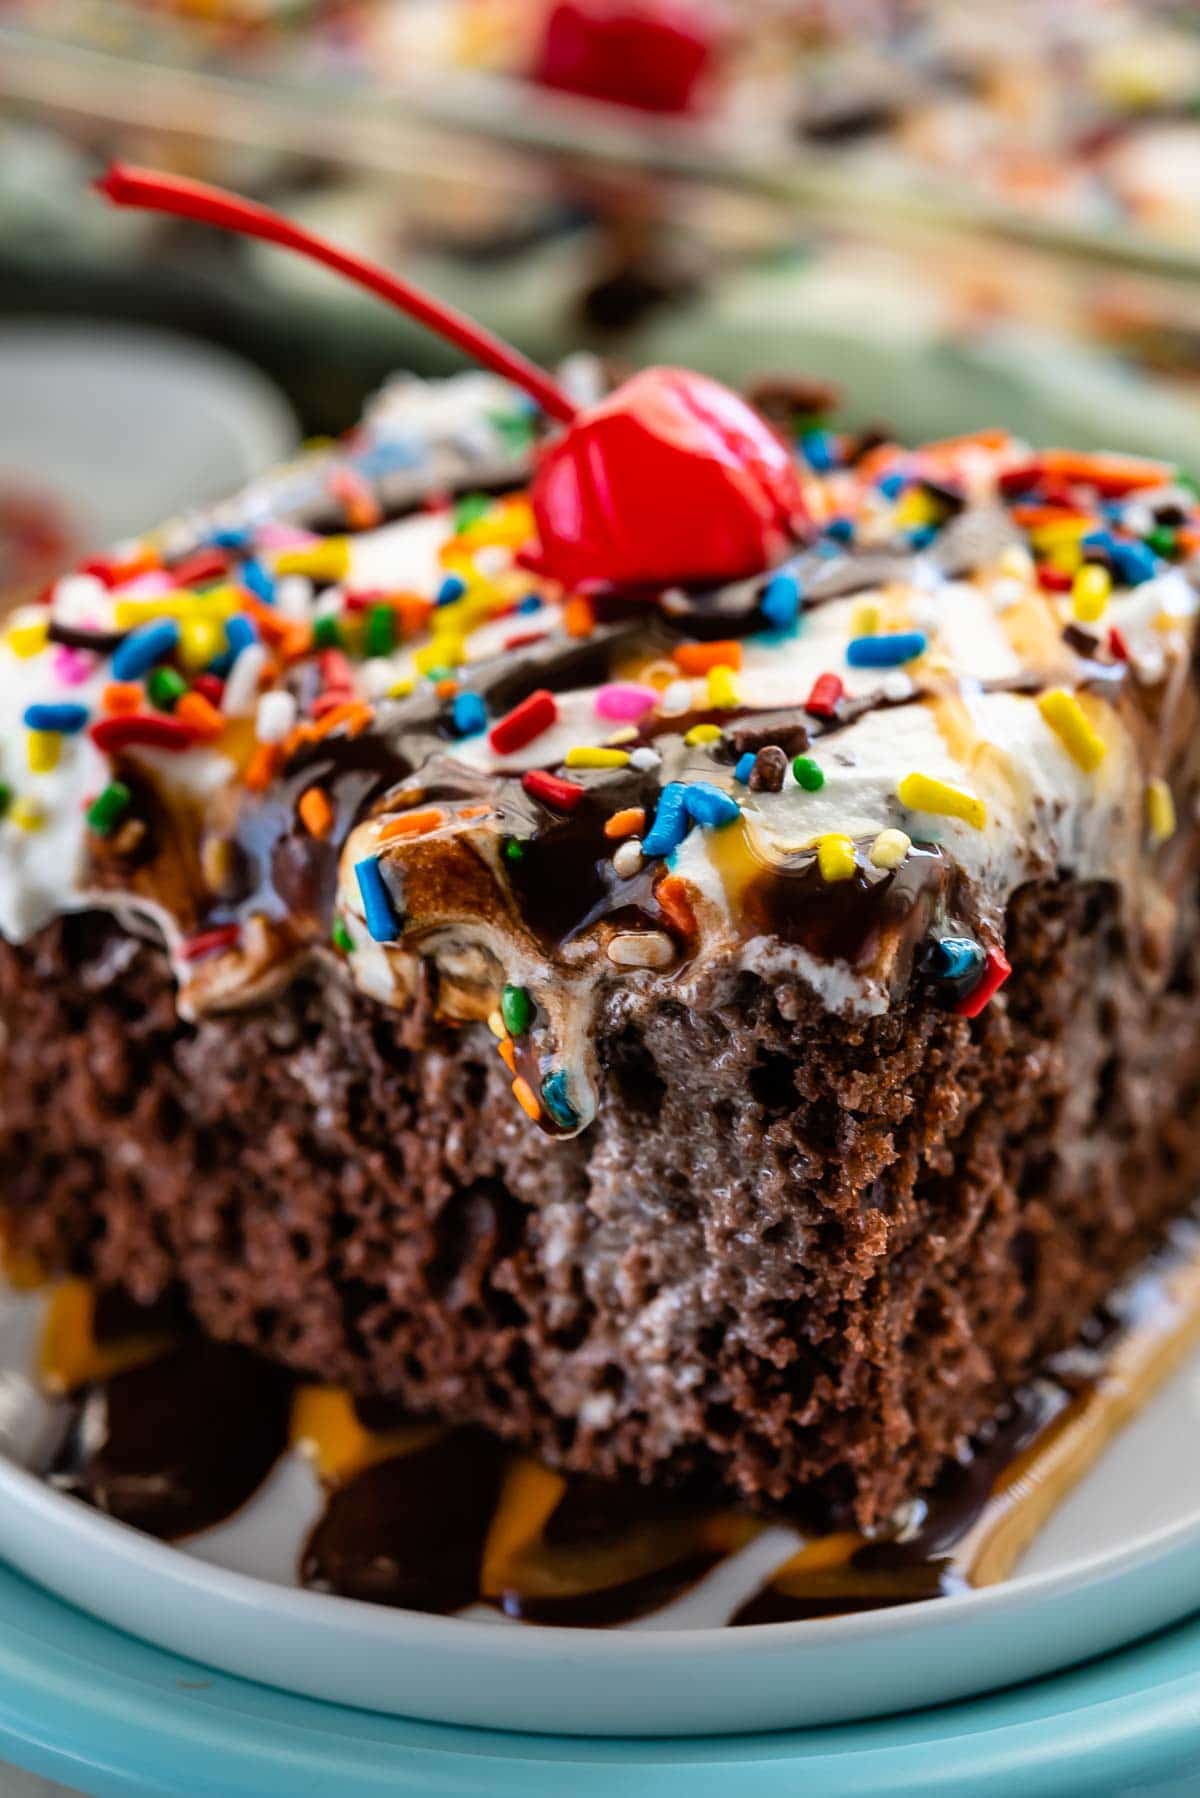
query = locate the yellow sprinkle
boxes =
[178,615,224,670]
[564,746,631,770]
[869,828,912,870]
[851,600,880,637]
[897,771,987,830]
[26,730,60,774]
[487,1009,507,1040]
[6,620,48,659]
[114,590,237,630]
[10,798,44,832]
[272,538,351,582]
[388,678,415,699]
[1045,542,1083,577]
[606,726,638,746]
[415,637,463,675]
[1030,517,1088,550]
[1147,777,1176,845]
[706,665,739,709]
[816,833,857,883]
[1037,689,1107,773]
[1072,563,1111,624]
[893,487,938,530]
[684,723,723,746]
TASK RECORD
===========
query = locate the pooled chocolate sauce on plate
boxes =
[30,1219,1200,1627]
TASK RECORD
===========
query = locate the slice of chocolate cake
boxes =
[3,172,1200,1536]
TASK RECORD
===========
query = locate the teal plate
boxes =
[3,1558,1200,1798]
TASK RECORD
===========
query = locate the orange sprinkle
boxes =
[240,595,294,646]
[378,807,446,842]
[434,678,460,700]
[244,741,280,792]
[655,873,697,939]
[563,595,595,638]
[281,722,318,759]
[459,803,491,821]
[328,466,383,532]
[175,691,224,741]
[108,548,161,585]
[604,807,645,840]
[497,1038,516,1073]
[102,681,143,715]
[309,700,373,742]
[298,786,334,838]
[673,640,743,676]
[511,1076,541,1121]
[395,595,435,638]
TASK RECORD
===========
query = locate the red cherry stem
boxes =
[94,163,579,425]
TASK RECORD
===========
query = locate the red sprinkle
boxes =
[503,629,549,652]
[521,769,586,812]
[78,556,119,588]
[179,924,241,962]
[169,547,228,589]
[998,460,1043,496]
[311,688,355,719]
[804,672,843,719]
[193,673,225,706]
[956,946,1011,1019]
[1036,564,1073,593]
[1108,625,1130,662]
[490,688,558,755]
[90,714,196,754]
[319,648,355,691]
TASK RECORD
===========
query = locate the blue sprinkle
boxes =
[930,936,984,982]
[541,1069,580,1131]
[846,631,928,668]
[239,557,275,605]
[23,702,88,734]
[733,752,756,785]
[1081,530,1117,557]
[641,783,691,857]
[353,439,422,479]
[451,691,487,737]
[355,857,400,943]
[436,574,467,607]
[517,593,543,615]
[683,782,741,829]
[877,471,907,500]
[824,516,855,545]
[224,614,258,657]
[760,568,802,632]
[800,429,836,473]
[1111,540,1159,586]
[209,527,252,551]
[907,524,938,550]
[112,618,179,681]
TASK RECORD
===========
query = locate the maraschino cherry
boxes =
[532,0,717,116]
[96,164,805,591]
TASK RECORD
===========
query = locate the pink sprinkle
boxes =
[52,645,94,686]
[255,522,320,551]
[595,682,659,723]
[116,572,175,598]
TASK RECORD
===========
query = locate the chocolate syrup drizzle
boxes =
[35,1226,1194,1629]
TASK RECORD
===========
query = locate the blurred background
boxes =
[5,0,1200,609]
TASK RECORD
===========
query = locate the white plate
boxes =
[0,1284,1199,1737]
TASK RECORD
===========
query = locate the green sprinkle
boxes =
[454,492,492,532]
[488,407,535,452]
[312,614,343,650]
[1146,524,1177,558]
[364,603,395,659]
[147,666,188,711]
[423,665,454,684]
[0,783,12,820]
[501,983,534,1036]
[792,755,825,791]
[86,780,132,837]
[1176,471,1199,496]
[502,836,525,865]
[331,916,354,953]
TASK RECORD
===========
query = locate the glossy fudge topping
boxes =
[0,366,1195,1136]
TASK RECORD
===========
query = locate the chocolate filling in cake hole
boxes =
[29,1216,1200,1628]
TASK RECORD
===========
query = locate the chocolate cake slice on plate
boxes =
[2,169,1199,1536]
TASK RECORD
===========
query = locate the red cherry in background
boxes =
[96,165,805,594]
[532,0,717,117]
[527,366,805,590]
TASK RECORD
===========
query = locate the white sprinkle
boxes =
[629,746,662,772]
[612,839,643,878]
[314,587,344,620]
[275,574,314,620]
[880,672,914,701]
[607,930,675,969]
[359,657,398,700]
[869,828,911,869]
[50,573,109,621]
[988,576,1026,612]
[660,679,693,715]
[222,642,268,716]
[255,689,297,743]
